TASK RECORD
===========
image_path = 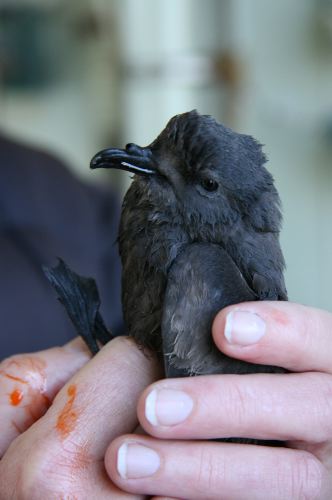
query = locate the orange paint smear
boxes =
[1,356,51,433]
[56,384,78,439]
[10,388,24,406]
[4,373,28,384]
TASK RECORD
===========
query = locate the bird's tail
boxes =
[44,259,113,354]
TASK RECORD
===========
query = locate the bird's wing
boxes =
[161,243,257,377]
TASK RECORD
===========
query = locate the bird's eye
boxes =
[201,178,219,192]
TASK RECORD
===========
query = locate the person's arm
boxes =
[105,302,332,499]
[0,337,160,499]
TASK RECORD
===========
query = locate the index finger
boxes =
[213,301,332,373]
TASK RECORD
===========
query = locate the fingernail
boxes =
[225,310,266,345]
[117,442,160,479]
[145,388,193,426]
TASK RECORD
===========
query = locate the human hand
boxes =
[0,337,160,499]
[0,337,91,457]
[105,302,332,499]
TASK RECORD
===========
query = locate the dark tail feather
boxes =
[43,259,113,354]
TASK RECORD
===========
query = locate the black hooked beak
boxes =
[90,143,157,176]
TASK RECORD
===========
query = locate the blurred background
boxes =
[1,0,332,310]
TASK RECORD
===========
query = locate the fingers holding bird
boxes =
[135,372,332,444]
[105,435,328,500]
[132,302,332,444]
[212,301,332,374]
[103,302,332,499]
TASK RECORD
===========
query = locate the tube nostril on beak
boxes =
[126,143,143,155]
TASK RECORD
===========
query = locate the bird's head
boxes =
[91,110,279,242]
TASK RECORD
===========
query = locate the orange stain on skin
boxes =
[56,384,78,439]
[10,388,24,406]
[4,373,28,384]
[1,356,51,433]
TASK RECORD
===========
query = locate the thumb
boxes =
[0,337,91,457]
